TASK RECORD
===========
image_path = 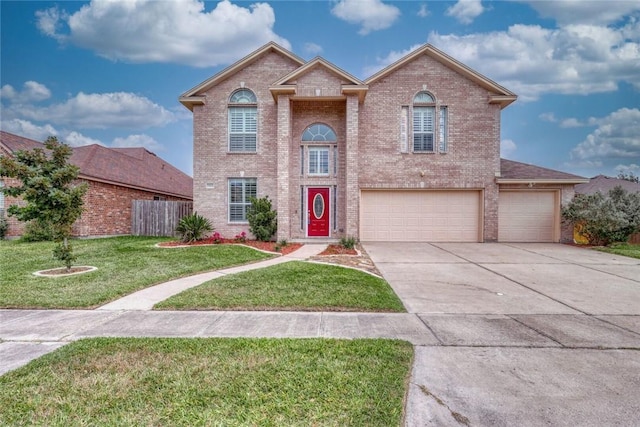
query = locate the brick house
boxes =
[0,131,193,238]
[179,42,586,243]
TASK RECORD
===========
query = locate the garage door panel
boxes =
[360,190,481,242]
[499,191,557,242]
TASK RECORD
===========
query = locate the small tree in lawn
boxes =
[0,136,87,271]
[246,196,277,242]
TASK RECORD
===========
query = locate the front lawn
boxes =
[0,338,413,426]
[156,261,406,312]
[0,237,273,309]
[596,243,640,259]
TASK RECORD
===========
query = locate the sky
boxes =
[1,0,639,179]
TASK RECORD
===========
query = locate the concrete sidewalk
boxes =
[97,244,327,311]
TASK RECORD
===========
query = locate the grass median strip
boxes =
[155,261,406,312]
[0,337,413,426]
[0,237,273,309]
[595,243,640,260]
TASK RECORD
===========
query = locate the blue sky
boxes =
[1,0,639,178]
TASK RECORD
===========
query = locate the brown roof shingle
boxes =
[1,131,192,199]
[575,175,640,194]
[500,159,587,182]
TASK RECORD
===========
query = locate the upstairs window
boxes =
[301,123,337,177]
[302,123,337,142]
[228,89,257,152]
[413,91,435,152]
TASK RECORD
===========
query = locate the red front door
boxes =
[308,188,330,237]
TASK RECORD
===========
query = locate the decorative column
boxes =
[345,95,359,238]
[276,95,291,241]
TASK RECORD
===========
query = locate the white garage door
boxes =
[360,190,481,242]
[499,191,558,242]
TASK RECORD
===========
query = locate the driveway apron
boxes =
[365,242,640,426]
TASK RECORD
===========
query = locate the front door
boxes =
[308,187,330,237]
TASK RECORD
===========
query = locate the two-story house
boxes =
[180,42,585,243]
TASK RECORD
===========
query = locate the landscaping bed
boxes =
[157,238,303,255]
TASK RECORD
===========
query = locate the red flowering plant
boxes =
[234,231,247,243]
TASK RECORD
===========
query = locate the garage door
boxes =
[360,190,481,242]
[499,191,558,242]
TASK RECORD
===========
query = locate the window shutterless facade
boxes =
[228,89,257,152]
[228,178,257,222]
[308,146,330,175]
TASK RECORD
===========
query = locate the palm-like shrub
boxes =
[176,213,213,243]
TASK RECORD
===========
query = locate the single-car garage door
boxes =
[360,190,481,242]
[499,191,558,242]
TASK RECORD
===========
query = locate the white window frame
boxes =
[228,89,257,152]
[413,106,435,152]
[228,178,257,223]
[308,146,330,176]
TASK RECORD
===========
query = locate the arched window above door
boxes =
[302,123,337,142]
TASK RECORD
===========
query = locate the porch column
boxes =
[276,95,291,241]
[345,95,359,238]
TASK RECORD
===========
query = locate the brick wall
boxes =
[2,178,189,238]
[193,51,301,239]
[360,53,502,241]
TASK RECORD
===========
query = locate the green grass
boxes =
[156,261,406,312]
[0,338,413,427]
[0,237,272,309]
[596,243,640,259]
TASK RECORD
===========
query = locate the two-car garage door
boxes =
[360,190,481,242]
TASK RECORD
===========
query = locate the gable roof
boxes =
[575,175,640,194]
[179,42,305,111]
[498,158,587,184]
[1,131,192,199]
[270,57,368,102]
[365,44,518,109]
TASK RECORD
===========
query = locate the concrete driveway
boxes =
[364,242,640,426]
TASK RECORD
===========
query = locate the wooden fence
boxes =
[131,200,193,237]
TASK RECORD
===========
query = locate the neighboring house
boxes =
[575,175,640,244]
[0,131,193,238]
[179,42,586,243]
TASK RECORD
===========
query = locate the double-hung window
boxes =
[308,147,330,175]
[228,178,256,222]
[228,89,257,152]
[411,91,448,153]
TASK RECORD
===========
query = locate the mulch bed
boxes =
[318,244,358,256]
[157,239,303,255]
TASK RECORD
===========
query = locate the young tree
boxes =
[0,136,88,271]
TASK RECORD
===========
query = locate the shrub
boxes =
[176,213,213,243]
[274,239,288,252]
[0,214,7,240]
[562,186,640,246]
[21,219,57,242]
[340,236,357,250]
[247,196,277,242]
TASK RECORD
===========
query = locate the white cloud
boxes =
[427,18,640,100]
[501,139,517,159]
[560,118,585,128]
[0,81,51,103]
[112,134,164,152]
[8,91,175,129]
[363,44,422,78]
[571,108,640,161]
[539,112,557,123]
[0,119,59,141]
[615,163,640,173]
[331,0,401,35]
[64,131,103,147]
[36,0,290,68]
[446,0,485,25]
[418,4,430,18]
[520,0,640,25]
[304,42,323,56]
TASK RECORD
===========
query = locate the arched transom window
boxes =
[300,123,337,177]
[302,123,337,142]
[228,89,257,151]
